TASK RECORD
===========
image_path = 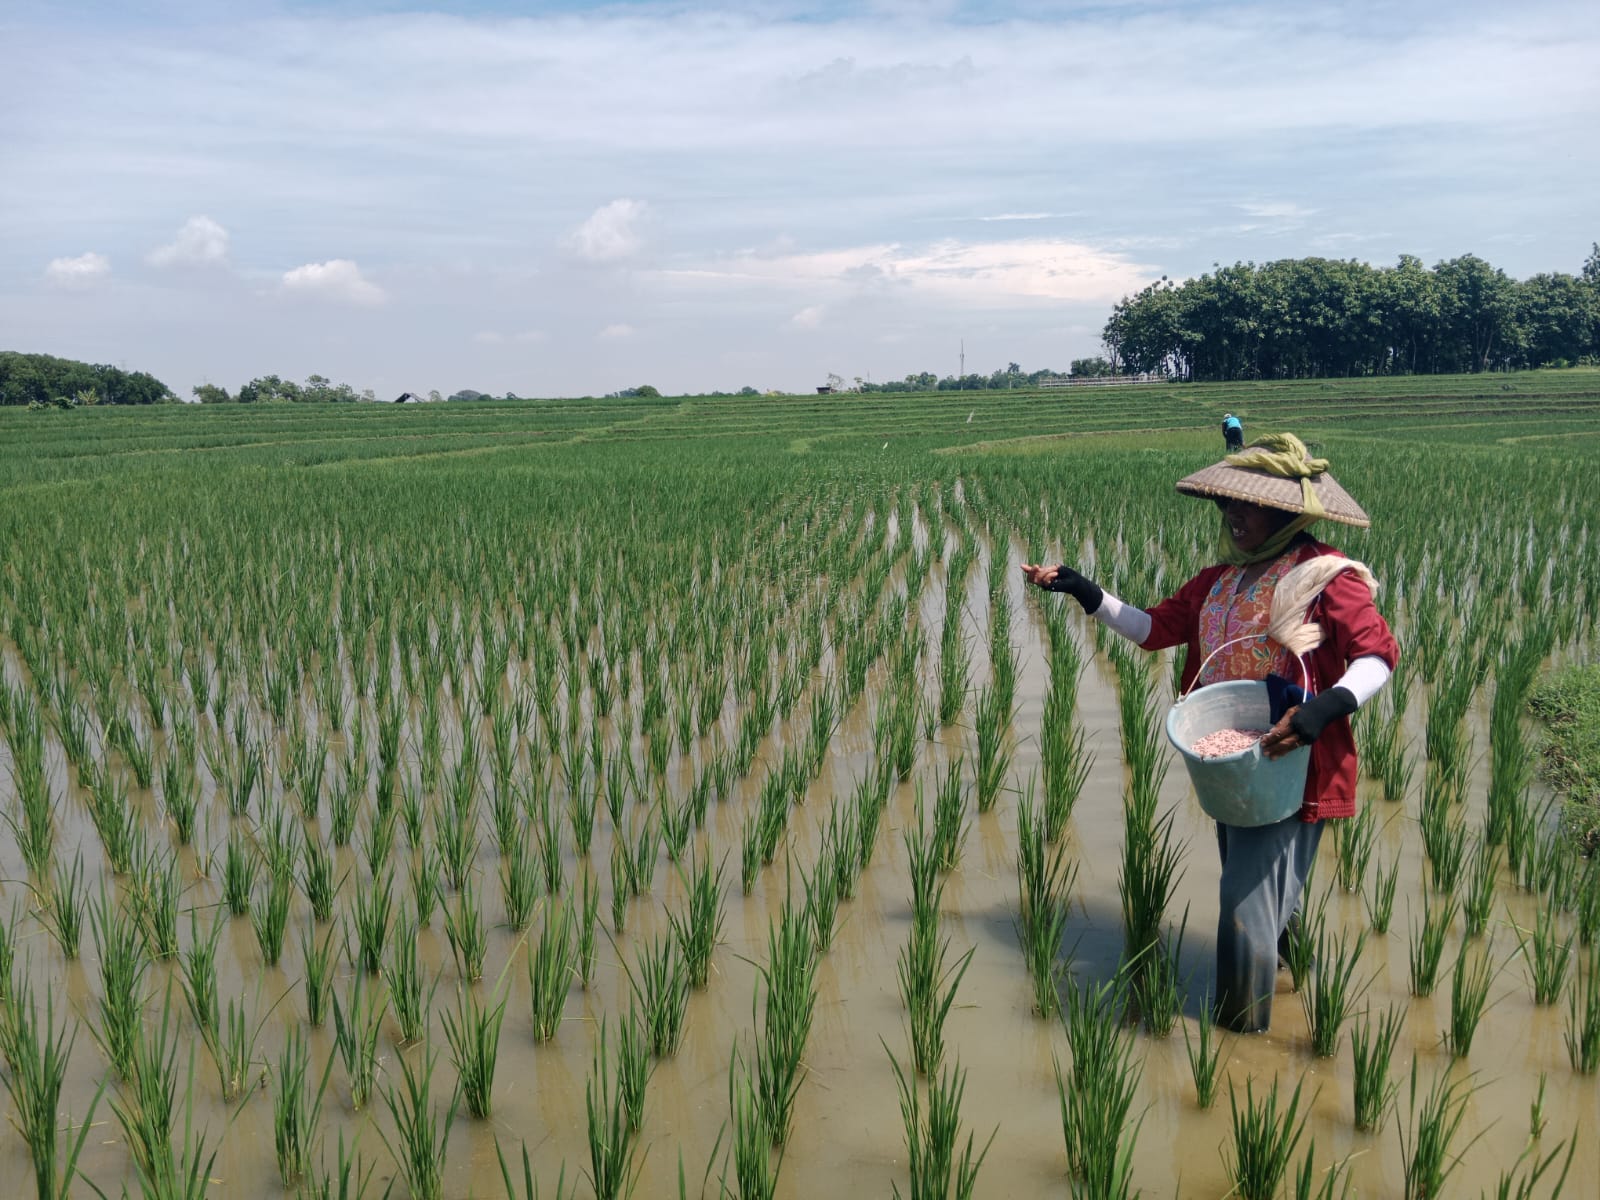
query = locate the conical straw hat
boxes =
[1175,460,1371,528]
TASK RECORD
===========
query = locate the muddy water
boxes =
[2,549,1598,1199]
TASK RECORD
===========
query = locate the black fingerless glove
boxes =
[1046,565,1104,615]
[1289,686,1358,744]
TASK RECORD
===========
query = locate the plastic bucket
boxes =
[1164,680,1311,827]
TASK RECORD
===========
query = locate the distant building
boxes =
[393,392,423,403]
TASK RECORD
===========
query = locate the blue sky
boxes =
[3,1,1595,399]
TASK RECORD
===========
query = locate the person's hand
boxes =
[1020,563,1061,590]
[1260,707,1306,758]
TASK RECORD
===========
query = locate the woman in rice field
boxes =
[1022,433,1399,1033]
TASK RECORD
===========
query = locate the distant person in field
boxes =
[1223,412,1244,452]
[1021,434,1398,1033]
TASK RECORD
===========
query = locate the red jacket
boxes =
[1139,537,1400,821]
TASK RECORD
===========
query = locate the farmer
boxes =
[1021,433,1398,1033]
[1222,412,1244,452]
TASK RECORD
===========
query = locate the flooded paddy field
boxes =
[1,381,1599,1198]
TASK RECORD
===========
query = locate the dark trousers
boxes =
[1214,816,1324,1032]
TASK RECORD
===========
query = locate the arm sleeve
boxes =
[1332,655,1391,707]
[1092,592,1153,644]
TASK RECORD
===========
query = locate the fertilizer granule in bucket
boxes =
[1190,728,1269,758]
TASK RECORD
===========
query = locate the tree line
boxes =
[1102,246,1600,381]
[0,351,176,407]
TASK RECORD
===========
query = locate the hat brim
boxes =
[1175,462,1371,528]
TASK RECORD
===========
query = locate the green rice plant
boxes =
[669,852,725,989]
[1225,1075,1306,1200]
[130,841,183,960]
[529,898,575,1042]
[348,867,394,974]
[1365,852,1400,934]
[261,799,302,885]
[271,1025,334,1186]
[6,756,55,881]
[728,1046,780,1200]
[1038,707,1091,844]
[972,683,1012,813]
[1397,1059,1478,1200]
[1484,1135,1576,1200]
[584,1021,641,1200]
[37,850,85,959]
[400,774,427,849]
[854,762,891,873]
[409,845,442,928]
[1444,940,1497,1059]
[568,780,597,858]
[1131,911,1188,1038]
[301,829,338,923]
[90,888,149,1080]
[251,872,293,967]
[221,829,258,917]
[444,874,489,981]
[897,901,973,1077]
[740,811,762,897]
[386,915,436,1043]
[380,1046,459,1200]
[181,908,225,1036]
[1382,737,1415,805]
[1528,1070,1548,1140]
[1300,924,1369,1058]
[1182,995,1225,1109]
[301,920,336,1027]
[125,1047,217,1200]
[496,1139,573,1200]
[632,814,660,896]
[930,758,968,872]
[803,846,841,954]
[1056,979,1142,1200]
[1462,838,1502,938]
[332,970,388,1110]
[0,987,104,1200]
[1118,796,1186,973]
[501,833,541,931]
[87,766,140,874]
[615,1006,651,1133]
[1334,803,1378,893]
[535,784,565,896]
[1564,945,1600,1072]
[1513,902,1573,1005]
[751,892,818,1144]
[110,989,183,1186]
[577,871,600,989]
[1290,1139,1354,1200]
[1408,894,1458,997]
[328,771,360,848]
[1574,860,1600,947]
[611,838,632,936]
[658,788,693,865]
[1420,799,1468,894]
[490,778,522,859]
[630,930,690,1057]
[442,984,508,1119]
[434,803,477,892]
[825,795,862,901]
[886,1044,993,1200]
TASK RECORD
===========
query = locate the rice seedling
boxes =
[1514,902,1573,1005]
[444,875,489,981]
[1056,979,1142,1200]
[577,870,600,989]
[750,892,818,1144]
[221,830,258,917]
[386,915,436,1043]
[301,920,336,1027]
[1225,1075,1306,1200]
[380,1046,459,1200]
[443,984,508,1118]
[1182,995,1225,1109]
[37,850,85,959]
[614,1006,651,1133]
[497,1139,573,1200]
[1131,910,1188,1038]
[632,814,660,897]
[271,1025,334,1185]
[126,1047,218,1200]
[1463,837,1501,938]
[930,758,968,872]
[87,766,140,874]
[886,1043,994,1200]
[348,868,394,974]
[585,1021,642,1200]
[179,908,224,1036]
[6,757,56,881]
[332,971,388,1110]
[611,840,632,936]
[1397,1059,1478,1200]
[529,898,575,1042]
[302,829,338,923]
[261,799,302,885]
[1564,945,1600,1072]
[1420,799,1467,894]
[0,987,104,1200]
[569,780,598,858]
[803,847,841,954]
[1408,894,1457,997]
[1444,940,1498,1059]
[1485,1135,1576,1200]
[328,771,360,848]
[90,888,149,1080]
[252,872,293,967]
[1365,852,1400,934]
[1333,803,1377,893]
[110,990,183,1185]
[435,803,477,893]
[728,1046,780,1200]
[1118,796,1186,973]
[501,834,541,931]
[669,852,725,989]
[1039,709,1091,844]
[898,899,973,1077]
[854,763,891,873]
[972,684,1012,813]
[1290,1140,1354,1200]
[410,845,442,928]
[1301,924,1369,1058]
[1528,1070,1549,1140]
[630,930,690,1057]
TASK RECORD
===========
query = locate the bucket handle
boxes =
[1179,634,1310,702]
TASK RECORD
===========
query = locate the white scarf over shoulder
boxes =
[1269,555,1379,656]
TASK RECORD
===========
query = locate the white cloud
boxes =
[281,259,385,306]
[566,200,646,263]
[147,215,230,267]
[598,323,635,340]
[790,305,825,328]
[977,213,1064,222]
[472,330,504,345]
[1238,202,1318,221]
[44,252,111,287]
